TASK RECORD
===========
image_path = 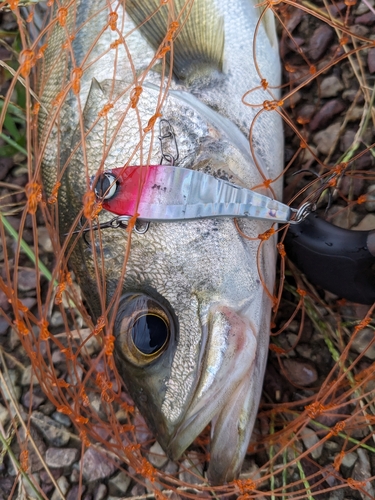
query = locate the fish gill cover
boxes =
[0,0,374,498]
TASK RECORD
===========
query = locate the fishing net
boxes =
[0,0,374,498]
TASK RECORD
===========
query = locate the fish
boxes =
[38,0,283,484]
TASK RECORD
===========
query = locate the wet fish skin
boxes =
[39,0,283,484]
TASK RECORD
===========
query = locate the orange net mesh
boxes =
[0,0,374,498]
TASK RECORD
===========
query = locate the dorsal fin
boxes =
[125,0,224,81]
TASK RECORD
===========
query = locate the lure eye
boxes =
[114,294,174,365]
[94,173,117,200]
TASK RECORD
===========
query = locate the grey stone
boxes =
[80,447,117,482]
[22,389,46,410]
[351,328,375,360]
[0,403,9,426]
[46,447,79,468]
[341,451,357,468]
[37,226,53,252]
[352,448,375,499]
[50,311,64,328]
[21,365,39,386]
[0,370,21,403]
[352,214,375,232]
[320,76,344,98]
[365,185,375,212]
[313,122,341,155]
[0,317,8,335]
[52,411,72,428]
[300,427,323,459]
[51,475,70,500]
[93,484,108,500]
[70,467,80,483]
[346,106,364,122]
[22,473,40,498]
[17,268,37,292]
[31,411,70,447]
[108,470,131,496]
[283,358,318,386]
[67,484,86,500]
[149,441,168,468]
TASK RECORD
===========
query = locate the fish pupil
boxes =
[131,314,168,355]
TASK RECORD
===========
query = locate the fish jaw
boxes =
[166,303,268,484]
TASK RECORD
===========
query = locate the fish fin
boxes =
[249,0,278,49]
[125,0,224,81]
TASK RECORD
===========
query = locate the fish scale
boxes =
[39,0,283,484]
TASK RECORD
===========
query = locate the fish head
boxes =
[111,214,276,484]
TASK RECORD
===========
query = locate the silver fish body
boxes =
[39,0,283,483]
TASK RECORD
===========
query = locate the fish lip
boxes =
[165,303,262,483]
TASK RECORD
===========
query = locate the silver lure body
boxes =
[39,0,283,484]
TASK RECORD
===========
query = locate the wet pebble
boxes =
[352,449,375,499]
[80,447,117,482]
[51,476,70,500]
[300,427,323,459]
[108,470,131,496]
[46,447,79,468]
[350,328,375,360]
[17,268,37,292]
[308,25,334,61]
[309,100,345,131]
[368,48,375,74]
[283,358,318,386]
[31,411,70,447]
[149,441,168,468]
[313,122,341,155]
[320,75,344,98]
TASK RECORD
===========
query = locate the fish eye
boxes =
[94,173,117,200]
[131,313,169,355]
[114,294,173,365]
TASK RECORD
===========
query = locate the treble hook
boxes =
[66,216,149,246]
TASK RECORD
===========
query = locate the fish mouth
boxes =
[166,304,265,484]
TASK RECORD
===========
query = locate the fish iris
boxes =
[131,314,168,355]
